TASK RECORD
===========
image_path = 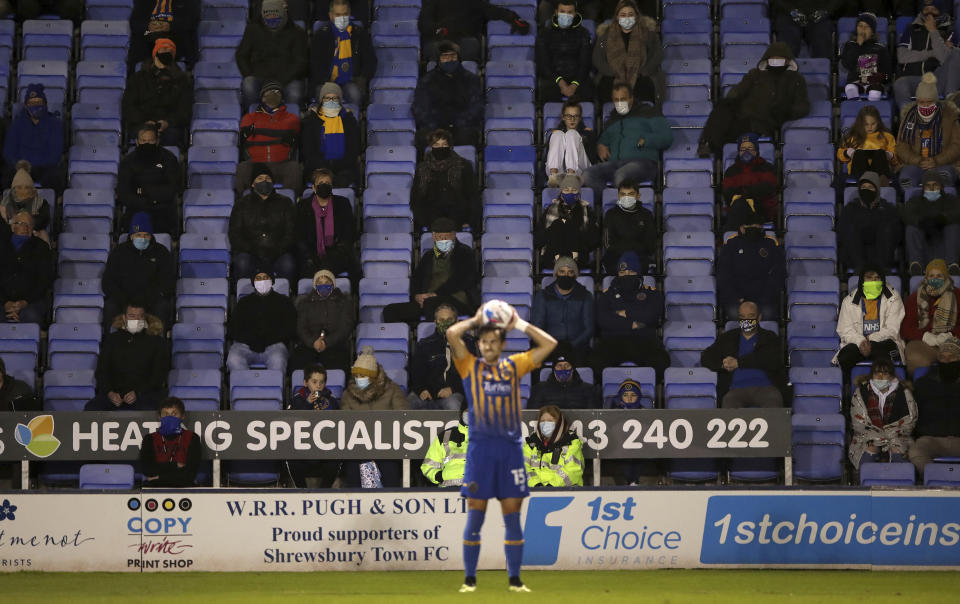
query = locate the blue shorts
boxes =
[460,437,528,500]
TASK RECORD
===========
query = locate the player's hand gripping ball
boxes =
[481,299,514,327]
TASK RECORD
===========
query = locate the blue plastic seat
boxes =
[79,464,134,489]
[359,277,410,323]
[230,369,284,405]
[484,145,536,188]
[663,231,715,276]
[859,461,915,486]
[481,276,534,320]
[172,323,226,369]
[58,233,110,278]
[169,369,222,411]
[923,463,960,486]
[193,61,242,91]
[0,323,40,372]
[176,277,229,323]
[43,369,96,411]
[792,413,846,483]
[360,232,413,277]
[355,323,410,369]
[179,234,230,278]
[53,277,104,323]
[664,321,716,368]
[664,276,716,322]
[48,323,101,370]
[80,20,130,60]
[787,275,839,322]
[789,367,842,414]
[664,367,717,409]
[76,60,125,93]
[86,0,135,20]
[481,232,533,276]
[785,231,837,276]
[788,321,841,367]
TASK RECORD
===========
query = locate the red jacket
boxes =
[721,157,778,220]
[239,107,301,163]
[900,289,960,342]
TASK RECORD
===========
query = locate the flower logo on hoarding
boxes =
[14,415,61,458]
[0,499,17,521]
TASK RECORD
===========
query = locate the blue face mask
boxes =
[435,239,454,254]
[927,277,946,290]
[132,237,149,251]
[555,368,573,382]
[315,284,333,297]
[925,190,942,201]
[539,421,556,438]
[11,234,29,250]
[158,415,183,438]
[557,12,574,28]
[739,150,755,163]
[354,376,371,390]
[560,192,579,205]
[26,105,45,119]
[264,17,283,28]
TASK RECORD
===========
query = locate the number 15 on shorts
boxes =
[511,468,527,486]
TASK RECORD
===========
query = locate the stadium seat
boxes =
[789,367,842,414]
[80,20,130,61]
[176,278,229,323]
[57,233,110,278]
[481,276,534,320]
[230,370,284,406]
[53,277,104,323]
[792,413,846,483]
[788,321,840,367]
[787,276,840,322]
[48,323,101,371]
[79,464,135,489]
[0,323,41,372]
[179,234,231,278]
[481,233,534,276]
[785,232,837,276]
[355,323,410,370]
[664,321,716,367]
[42,369,96,411]
[360,233,413,277]
[169,369,222,411]
[601,366,655,408]
[172,323,226,369]
[664,276,716,322]
[923,463,960,487]
[663,232,715,276]
[359,277,410,323]
[859,462,916,486]
[664,367,717,409]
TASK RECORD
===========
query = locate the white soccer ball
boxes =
[481,299,514,327]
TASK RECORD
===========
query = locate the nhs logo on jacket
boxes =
[701,495,960,566]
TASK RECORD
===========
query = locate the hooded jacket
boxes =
[592,14,662,94]
[523,417,584,487]
[122,64,193,131]
[725,42,810,135]
[529,369,600,410]
[102,238,176,307]
[228,190,297,261]
[234,19,308,84]
[895,100,960,168]
[240,105,300,164]
[700,327,788,402]
[536,12,593,86]
[300,106,361,179]
[848,376,917,468]
[412,64,484,131]
[2,107,63,171]
[229,289,297,353]
[833,271,906,365]
[410,330,477,397]
[901,189,960,226]
[534,198,600,263]
[531,281,595,348]
[838,171,901,265]
[340,365,409,410]
[0,235,52,304]
[418,0,518,40]
[96,315,168,396]
[294,288,355,352]
[597,102,673,163]
[309,20,377,90]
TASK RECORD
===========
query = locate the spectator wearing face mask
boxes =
[902,169,960,275]
[292,270,355,371]
[583,82,672,194]
[893,0,960,109]
[0,163,51,242]
[593,251,670,379]
[85,302,168,412]
[0,211,52,326]
[287,364,341,488]
[410,129,480,232]
[600,180,654,276]
[236,81,303,195]
[535,174,599,271]
[901,259,960,374]
[849,358,917,470]
[697,42,809,158]
[140,397,202,487]
[122,38,192,147]
[523,405,584,487]
[128,0,200,71]
[229,164,298,284]
[226,273,297,373]
[235,0,308,109]
[908,341,960,473]
[717,211,785,321]
[383,218,480,324]
[838,171,902,274]
[536,1,595,103]
[604,378,658,485]
[721,133,778,229]
[529,351,599,410]
[118,123,181,235]
[310,0,376,106]
[2,84,64,191]
[296,168,356,280]
[840,12,893,101]
[834,267,906,378]
[592,0,661,104]
[545,101,598,187]
[421,397,470,487]
[531,259,595,365]
[412,42,485,149]
[102,212,176,331]
[837,105,899,182]
[896,73,960,188]
[419,0,530,64]
[771,0,837,59]
[701,300,787,408]
[409,304,475,411]
[300,83,361,188]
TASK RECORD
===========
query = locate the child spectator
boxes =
[840,12,893,100]
[545,101,597,187]
[140,397,203,488]
[848,358,917,470]
[287,365,341,488]
[838,105,898,181]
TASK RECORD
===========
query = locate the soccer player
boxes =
[446,302,558,593]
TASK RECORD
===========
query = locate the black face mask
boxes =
[314,183,333,198]
[157,52,175,66]
[615,275,641,291]
[766,65,787,73]
[137,142,158,154]
[743,226,764,240]
[431,147,451,160]
[859,188,877,204]
[939,361,960,383]
[555,275,576,290]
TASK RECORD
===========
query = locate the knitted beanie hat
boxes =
[916,72,939,101]
[352,345,378,377]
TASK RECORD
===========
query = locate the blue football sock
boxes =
[463,507,486,580]
[503,511,524,580]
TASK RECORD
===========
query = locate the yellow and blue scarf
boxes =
[151,0,174,21]
[330,24,354,85]
[319,112,346,160]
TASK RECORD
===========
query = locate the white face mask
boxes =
[614,101,630,115]
[767,57,786,68]
[618,16,635,30]
[333,15,350,31]
[618,195,637,210]
[254,280,272,295]
[355,376,371,390]
[321,100,341,117]
[539,421,556,438]
[126,319,146,334]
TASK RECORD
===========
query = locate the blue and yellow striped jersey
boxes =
[455,351,537,441]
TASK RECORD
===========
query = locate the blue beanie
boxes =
[737,132,759,150]
[617,251,642,274]
[24,83,46,104]
[130,211,153,235]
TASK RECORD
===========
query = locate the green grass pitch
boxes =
[3,570,960,603]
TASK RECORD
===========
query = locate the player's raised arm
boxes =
[507,310,558,367]
[447,307,484,360]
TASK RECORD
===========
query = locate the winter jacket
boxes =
[913,370,960,437]
[597,276,663,340]
[897,14,954,77]
[724,42,810,136]
[837,130,898,174]
[0,235,52,304]
[838,195,901,266]
[895,100,960,168]
[592,16,663,96]
[300,106,360,179]
[96,315,168,395]
[0,373,38,411]
[2,109,63,171]
[295,193,356,272]
[289,386,340,411]
[230,290,297,353]
[534,199,600,264]
[721,157,778,214]
[840,38,893,87]
[418,0,518,41]
[412,65,484,131]
[410,150,480,230]
[848,377,917,468]
[340,365,409,410]
[240,106,300,163]
[900,288,960,342]
[833,285,906,365]
[309,20,377,91]
[294,288,355,352]
[102,238,176,308]
[234,19,308,84]
[121,64,193,131]
[717,232,785,310]
[603,204,656,260]
[529,370,600,410]
[411,241,480,311]
[228,191,297,261]
[117,145,181,212]
[531,281,594,348]
[700,328,788,402]
[536,13,593,86]
[901,190,960,227]
[523,422,584,487]
[421,423,468,486]
[0,189,51,233]
[139,428,202,487]
[598,102,672,163]
[410,330,476,397]
[128,0,200,68]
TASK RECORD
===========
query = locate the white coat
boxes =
[832,287,906,365]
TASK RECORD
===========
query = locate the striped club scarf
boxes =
[330,25,354,85]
